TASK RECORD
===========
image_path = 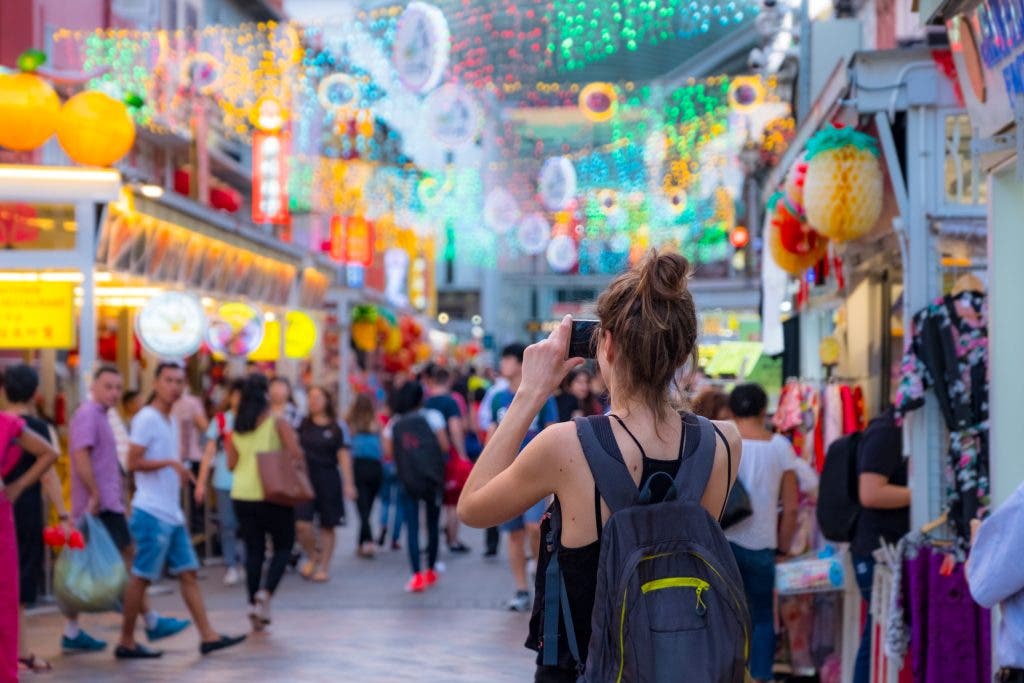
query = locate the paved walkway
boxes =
[23,523,536,682]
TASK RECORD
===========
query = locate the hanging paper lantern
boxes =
[803,126,884,243]
[768,199,829,275]
[425,84,482,149]
[517,213,551,255]
[546,235,578,272]
[0,71,60,151]
[538,156,577,211]
[351,305,378,352]
[483,187,521,235]
[392,2,449,95]
[57,91,136,166]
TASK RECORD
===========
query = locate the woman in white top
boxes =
[725,383,799,683]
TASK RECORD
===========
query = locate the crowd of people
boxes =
[2,247,1021,683]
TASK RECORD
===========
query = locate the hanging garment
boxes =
[904,545,992,683]
[842,385,867,434]
[894,291,989,540]
[822,383,844,457]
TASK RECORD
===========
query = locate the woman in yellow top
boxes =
[224,374,303,632]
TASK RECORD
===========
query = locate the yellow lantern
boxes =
[0,72,60,151]
[802,126,884,243]
[57,91,136,167]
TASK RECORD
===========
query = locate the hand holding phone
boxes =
[567,319,599,360]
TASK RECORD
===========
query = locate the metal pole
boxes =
[798,0,812,122]
[77,202,98,404]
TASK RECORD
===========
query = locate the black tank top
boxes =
[527,415,690,671]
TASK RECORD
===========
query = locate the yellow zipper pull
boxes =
[695,586,708,616]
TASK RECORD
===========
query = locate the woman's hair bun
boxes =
[636,249,692,302]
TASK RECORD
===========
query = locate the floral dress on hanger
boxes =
[893,291,988,541]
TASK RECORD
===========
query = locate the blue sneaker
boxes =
[61,630,107,653]
[145,616,191,642]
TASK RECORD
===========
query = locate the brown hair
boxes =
[346,392,378,433]
[692,387,730,420]
[307,385,338,420]
[595,248,699,426]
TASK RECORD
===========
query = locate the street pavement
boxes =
[23,522,536,682]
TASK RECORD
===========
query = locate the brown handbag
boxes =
[256,419,314,507]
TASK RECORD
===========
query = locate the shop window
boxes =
[943,115,987,206]
[0,204,76,251]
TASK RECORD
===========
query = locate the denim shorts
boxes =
[129,508,199,582]
[501,498,550,533]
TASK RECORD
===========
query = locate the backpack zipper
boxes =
[639,577,710,615]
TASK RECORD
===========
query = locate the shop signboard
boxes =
[384,247,410,308]
[0,282,74,349]
[252,130,290,225]
[948,0,1024,137]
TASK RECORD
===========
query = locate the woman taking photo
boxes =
[295,387,355,582]
[725,383,800,683]
[346,393,384,558]
[225,374,303,631]
[458,250,742,682]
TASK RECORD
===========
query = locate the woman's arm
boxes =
[859,473,911,509]
[225,435,240,471]
[5,430,59,504]
[195,439,217,503]
[435,425,451,455]
[459,317,582,527]
[777,470,800,554]
[338,446,357,501]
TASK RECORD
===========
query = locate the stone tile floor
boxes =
[23,524,536,682]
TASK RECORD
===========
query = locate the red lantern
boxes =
[209,185,241,213]
[730,226,750,249]
[174,167,192,195]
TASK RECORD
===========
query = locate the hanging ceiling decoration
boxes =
[392,1,450,95]
[424,83,483,149]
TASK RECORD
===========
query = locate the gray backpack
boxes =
[542,413,750,682]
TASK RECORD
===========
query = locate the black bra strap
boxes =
[608,414,647,460]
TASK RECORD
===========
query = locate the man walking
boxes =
[488,344,557,612]
[116,362,245,659]
[424,364,471,554]
[66,366,187,653]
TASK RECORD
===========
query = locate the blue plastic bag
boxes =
[53,514,127,614]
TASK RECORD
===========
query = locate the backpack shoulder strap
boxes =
[573,415,637,513]
[673,414,718,504]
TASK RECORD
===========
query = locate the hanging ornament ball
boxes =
[0,72,60,151]
[538,156,577,211]
[730,225,750,249]
[57,91,136,166]
[768,201,828,275]
[803,126,884,243]
[484,187,521,234]
[517,212,551,255]
[425,84,483,149]
[546,235,578,272]
[579,82,617,122]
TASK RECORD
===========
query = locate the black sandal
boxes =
[114,644,163,659]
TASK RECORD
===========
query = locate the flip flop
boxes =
[18,654,52,673]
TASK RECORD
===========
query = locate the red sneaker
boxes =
[405,572,427,593]
[424,569,438,587]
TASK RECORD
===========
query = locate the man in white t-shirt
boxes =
[116,362,245,660]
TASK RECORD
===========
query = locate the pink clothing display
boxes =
[0,411,25,683]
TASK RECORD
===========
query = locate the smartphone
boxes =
[567,319,599,360]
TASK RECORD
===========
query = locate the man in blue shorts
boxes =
[115,363,245,659]
[489,343,557,612]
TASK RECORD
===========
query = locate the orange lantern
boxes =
[57,91,136,166]
[0,72,60,151]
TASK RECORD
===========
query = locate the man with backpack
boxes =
[382,381,451,593]
[488,343,559,612]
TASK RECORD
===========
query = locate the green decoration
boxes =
[16,49,47,73]
[804,125,880,160]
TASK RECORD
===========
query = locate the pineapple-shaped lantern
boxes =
[802,126,884,243]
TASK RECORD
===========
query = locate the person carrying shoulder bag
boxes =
[225,373,305,632]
